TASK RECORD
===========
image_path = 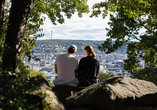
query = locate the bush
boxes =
[98,73,114,81]
[0,62,53,110]
[0,69,55,110]
[0,70,38,110]
[19,63,54,86]
[132,66,157,85]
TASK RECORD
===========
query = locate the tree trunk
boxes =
[0,0,5,37]
[2,0,31,73]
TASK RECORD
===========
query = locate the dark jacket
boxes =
[77,56,100,87]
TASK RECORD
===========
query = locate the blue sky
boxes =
[38,0,110,41]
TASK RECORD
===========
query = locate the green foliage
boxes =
[131,66,157,85]
[20,0,90,60]
[0,70,38,110]
[32,0,89,25]
[0,67,54,109]
[98,7,140,54]
[29,69,47,80]
[123,36,157,74]
[1,0,90,72]
[98,72,127,81]
[29,69,54,86]
[0,0,90,109]
[27,89,54,110]
[34,39,104,54]
[42,101,53,110]
[91,0,157,21]
[91,4,157,83]
[98,73,114,81]
[0,2,10,61]
[18,62,54,87]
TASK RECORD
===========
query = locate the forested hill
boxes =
[34,39,127,54]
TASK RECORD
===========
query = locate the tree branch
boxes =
[138,19,157,36]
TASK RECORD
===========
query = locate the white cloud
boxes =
[38,0,110,41]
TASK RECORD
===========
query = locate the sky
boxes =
[38,0,110,41]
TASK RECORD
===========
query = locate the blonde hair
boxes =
[84,45,96,59]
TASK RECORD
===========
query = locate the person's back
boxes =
[77,45,100,87]
[54,45,78,87]
[77,56,99,78]
[55,53,78,80]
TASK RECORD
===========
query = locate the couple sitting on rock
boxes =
[54,45,100,87]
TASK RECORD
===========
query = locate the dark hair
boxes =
[84,45,96,59]
[68,45,77,54]
[68,48,75,53]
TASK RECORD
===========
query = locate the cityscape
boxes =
[24,40,144,82]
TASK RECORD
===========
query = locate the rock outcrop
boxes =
[65,76,157,110]
[26,75,65,110]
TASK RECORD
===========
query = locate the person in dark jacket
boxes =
[77,45,100,87]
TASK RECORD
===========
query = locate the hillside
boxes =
[34,39,127,54]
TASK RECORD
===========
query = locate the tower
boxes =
[51,30,53,40]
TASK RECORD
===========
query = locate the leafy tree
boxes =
[0,0,5,37]
[0,70,39,110]
[0,2,9,63]
[1,0,89,73]
[0,0,89,109]
[0,1,42,73]
[90,1,157,77]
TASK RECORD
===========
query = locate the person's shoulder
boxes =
[58,53,66,57]
[56,54,66,59]
[94,58,98,61]
[72,57,78,61]
[68,54,78,60]
[80,57,86,60]
[94,58,99,63]
[80,57,87,62]
[94,58,99,61]
[69,56,78,64]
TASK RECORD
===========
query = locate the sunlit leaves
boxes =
[98,8,140,55]
[132,66,157,85]
[0,70,36,109]
[92,0,157,76]
[144,48,156,64]
[32,0,89,25]
[91,0,157,19]
[20,0,89,63]
[91,0,157,35]
[0,2,10,60]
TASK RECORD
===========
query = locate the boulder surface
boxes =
[26,75,65,110]
[65,76,157,110]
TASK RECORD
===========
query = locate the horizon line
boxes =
[36,38,105,41]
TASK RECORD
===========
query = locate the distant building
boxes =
[40,62,45,67]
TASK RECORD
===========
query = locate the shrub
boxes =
[132,66,157,85]
[98,73,114,81]
[0,70,38,110]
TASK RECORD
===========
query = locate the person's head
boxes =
[67,45,77,54]
[84,45,96,59]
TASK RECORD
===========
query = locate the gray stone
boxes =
[65,76,157,110]
[26,75,65,110]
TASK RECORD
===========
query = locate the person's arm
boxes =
[96,60,100,76]
[55,57,58,74]
[77,59,83,74]
[55,64,58,74]
[74,59,79,72]
[74,69,77,73]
